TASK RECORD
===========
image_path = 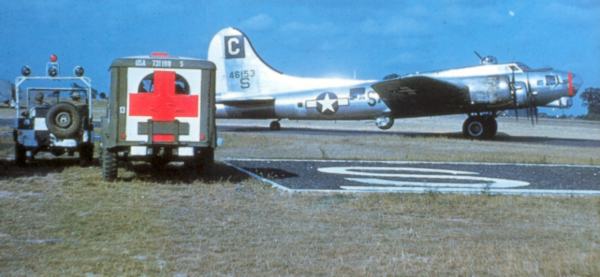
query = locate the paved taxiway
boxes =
[226,159,600,195]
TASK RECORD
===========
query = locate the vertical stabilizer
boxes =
[207,27,370,96]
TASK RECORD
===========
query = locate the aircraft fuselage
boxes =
[216,83,389,120]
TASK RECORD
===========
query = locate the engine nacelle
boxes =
[543,96,573,108]
[463,76,512,107]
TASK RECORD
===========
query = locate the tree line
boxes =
[580,87,600,120]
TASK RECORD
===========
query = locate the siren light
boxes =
[21,65,31,76]
[73,66,85,77]
[48,65,58,77]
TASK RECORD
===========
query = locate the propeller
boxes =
[509,67,519,120]
[525,82,538,125]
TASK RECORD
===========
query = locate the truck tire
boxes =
[79,143,94,166]
[46,103,82,139]
[201,147,215,164]
[15,143,26,166]
[102,149,117,181]
[195,147,214,172]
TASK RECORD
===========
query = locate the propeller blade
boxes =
[530,107,535,125]
[528,93,536,126]
[509,69,518,120]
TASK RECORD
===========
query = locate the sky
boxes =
[1,0,598,115]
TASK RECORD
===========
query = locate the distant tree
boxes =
[580,87,600,120]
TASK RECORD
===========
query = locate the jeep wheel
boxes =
[79,143,94,166]
[46,102,82,139]
[15,143,26,166]
[102,149,118,181]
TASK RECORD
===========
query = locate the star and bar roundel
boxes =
[127,69,202,143]
[305,92,349,115]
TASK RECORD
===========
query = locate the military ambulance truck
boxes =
[101,53,216,181]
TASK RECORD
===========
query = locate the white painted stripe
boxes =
[225,158,600,168]
[224,169,600,196]
[319,166,478,176]
[222,161,292,192]
[345,177,528,189]
[339,186,600,196]
[320,166,529,188]
[223,158,600,196]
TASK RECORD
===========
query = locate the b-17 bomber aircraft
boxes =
[208,27,582,139]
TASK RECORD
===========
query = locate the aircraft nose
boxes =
[567,72,583,96]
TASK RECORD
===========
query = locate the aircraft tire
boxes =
[462,116,486,139]
[15,143,26,166]
[269,121,281,131]
[102,149,118,181]
[46,102,82,139]
[376,116,394,130]
[482,117,498,139]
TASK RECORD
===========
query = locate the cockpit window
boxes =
[545,75,557,86]
[137,73,190,94]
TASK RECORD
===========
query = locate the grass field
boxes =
[1,160,599,276]
[1,114,600,275]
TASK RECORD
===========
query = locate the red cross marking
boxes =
[129,70,199,142]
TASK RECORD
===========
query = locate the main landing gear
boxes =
[375,115,394,130]
[462,114,497,140]
[269,120,281,131]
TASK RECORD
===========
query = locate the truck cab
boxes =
[101,53,217,181]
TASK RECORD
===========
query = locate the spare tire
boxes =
[46,102,82,139]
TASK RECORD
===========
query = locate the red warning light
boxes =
[50,54,58,63]
[150,52,169,57]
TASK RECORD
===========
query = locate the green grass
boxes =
[1,116,600,275]
[217,132,600,165]
[1,159,599,276]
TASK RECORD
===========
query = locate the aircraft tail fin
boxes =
[208,27,284,95]
[208,27,370,96]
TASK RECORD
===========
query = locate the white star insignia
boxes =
[318,93,337,113]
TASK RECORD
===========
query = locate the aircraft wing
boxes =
[371,76,470,117]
